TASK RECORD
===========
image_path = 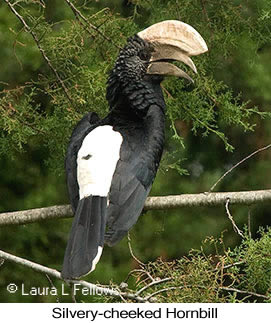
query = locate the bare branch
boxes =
[220,286,269,300]
[211,260,245,272]
[225,198,244,238]
[0,249,267,302]
[45,274,60,303]
[135,277,172,297]
[210,143,271,192]
[127,232,145,267]
[4,0,73,104]
[144,286,179,302]
[124,269,155,284]
[144,190,271,210]
[64,0,120,49]
[0,249,145,302]
[1,189,271,226]
[0,204,72,226]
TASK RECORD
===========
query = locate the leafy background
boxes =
[0,0,271,302]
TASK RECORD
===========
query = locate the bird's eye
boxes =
[138,50,149,61]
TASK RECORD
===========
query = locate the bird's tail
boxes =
[61,196,107,279]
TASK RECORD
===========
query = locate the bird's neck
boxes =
[106,77,166,121]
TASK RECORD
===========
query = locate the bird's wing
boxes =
[65,112,100,212]
[105,132,155,246]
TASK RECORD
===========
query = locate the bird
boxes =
[61,20,208,279]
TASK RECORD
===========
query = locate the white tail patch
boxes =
[90,246,103,272]
[77,126,123,198]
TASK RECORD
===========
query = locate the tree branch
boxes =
[225,198,244,238]
[0,189,271,226]
[209,143,271,192]
[64,0,120,49]
[0,249,145,302]
[220,286,269,300]
[1,248,267,302]
[4,0,73,104]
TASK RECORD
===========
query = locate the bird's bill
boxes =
[137,20,208,81]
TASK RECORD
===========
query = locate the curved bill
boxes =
[137,20,208,81]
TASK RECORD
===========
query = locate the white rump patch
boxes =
[77,125,123,198]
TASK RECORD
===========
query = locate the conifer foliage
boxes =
[1,0,270,172]
[1,0,271,303]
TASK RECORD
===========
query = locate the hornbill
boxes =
[61,20,208,279]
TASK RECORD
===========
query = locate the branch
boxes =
[4,0,73,104]
[1,248,267,302]
[127,232,145,267]
[210,143,271,192]
[0,204,72,226]
[225,198,244,238]
[135,277,172,297]
[0,249,145,302]
[220,286,269,300]
[64,0,120,49]
[1,189,271,226]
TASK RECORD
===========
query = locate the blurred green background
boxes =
[0,0,271,302]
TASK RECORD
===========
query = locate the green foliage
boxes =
[1,0,271,303]
[106,228,271,303]
[0,2,137,174]
[231,227,271,295]
[0,87,41,153]
[1,0,270,174]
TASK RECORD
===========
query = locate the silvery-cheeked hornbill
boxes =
[61,20,208,279]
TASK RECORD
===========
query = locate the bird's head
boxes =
[107,20,208,107]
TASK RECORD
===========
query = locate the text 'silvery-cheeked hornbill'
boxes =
[61,20,208,279]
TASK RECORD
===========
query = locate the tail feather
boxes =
[61,195,107,279]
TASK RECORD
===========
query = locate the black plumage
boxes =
[62,196,107,278]
[61,21,207,279]
[65,112,100,213]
